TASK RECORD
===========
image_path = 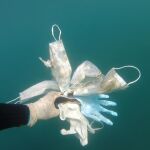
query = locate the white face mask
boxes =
[49,25,72,92]
[70,62,141,96]
[39,24,72,92]
[6,80,60,104]
[19,80,60,102]
[99,65,141,93]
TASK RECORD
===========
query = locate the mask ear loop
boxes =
[113,65,141,86]
[6,96,20,104]
[51,24,62,41]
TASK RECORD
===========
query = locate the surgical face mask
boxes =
[71,63,141,96]
[49,25,72,92]
[39,24,72,93]
[99,65,141,93]
[6,80,60,104]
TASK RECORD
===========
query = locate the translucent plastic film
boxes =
[70,61,104,96]
[71,61,101,85]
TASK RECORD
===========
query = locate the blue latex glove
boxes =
[75,94,118,126]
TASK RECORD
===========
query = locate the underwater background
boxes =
[0,0,149,150]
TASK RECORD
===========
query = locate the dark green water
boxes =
[0,0,149,150]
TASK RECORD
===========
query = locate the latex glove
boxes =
[75,94,118,126]
[58,102,96,146]
[27,91,60,127]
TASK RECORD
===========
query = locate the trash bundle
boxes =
[7,24,141,146]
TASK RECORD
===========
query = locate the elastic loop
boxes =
[114,65,141,86]
[51,24,61,41]
[6,96,20,104]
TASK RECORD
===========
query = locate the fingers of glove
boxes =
[99,105,118,116]
[98,94,109,99]
[98,100,117,106]
[82,110,113,126]
[96,113,113,126]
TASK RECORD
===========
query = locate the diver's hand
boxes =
[27,91,60,127]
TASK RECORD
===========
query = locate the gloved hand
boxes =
[27,91,61,127]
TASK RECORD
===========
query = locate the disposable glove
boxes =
[27,91,60,127]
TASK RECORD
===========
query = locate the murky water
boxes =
[0,0,149,150]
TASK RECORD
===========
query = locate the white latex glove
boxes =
[58,102,96,146]
[27,91,61,127]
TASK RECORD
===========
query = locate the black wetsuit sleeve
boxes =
[0,103,30,131]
